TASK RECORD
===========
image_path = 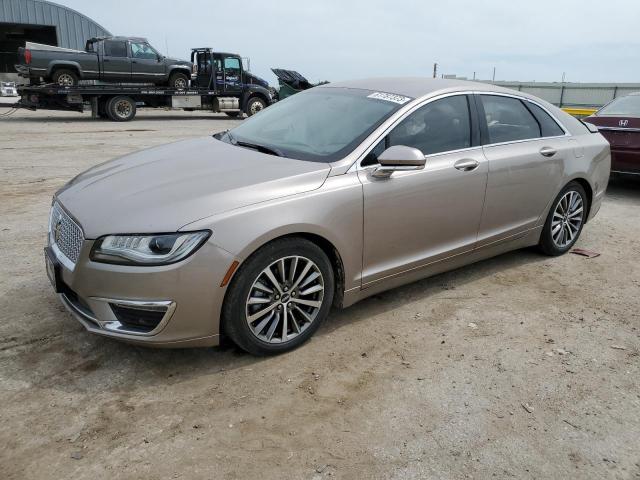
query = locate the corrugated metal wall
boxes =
[490,81,640,109]
[0,0,111,49]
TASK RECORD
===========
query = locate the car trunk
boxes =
[583,115,640,173]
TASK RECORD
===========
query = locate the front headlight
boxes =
[90,231,211,266]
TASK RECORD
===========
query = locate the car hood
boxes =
[56,137,331,238]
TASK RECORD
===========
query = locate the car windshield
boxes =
[598,95,640,117]
[221,88,409,162]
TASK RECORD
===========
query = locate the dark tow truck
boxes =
[15,48,272,121]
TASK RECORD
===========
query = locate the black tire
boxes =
[106,96,136,122]
[168,72,189,90]
[245,96,267,117]
[539,181,588,256]
[222,238,335,355]
[225,111,241,118]
[51,69,78,86]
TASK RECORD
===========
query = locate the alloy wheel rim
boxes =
[58,74,74,86]
[551,190,584,248]
[175,78,187,89]
[115,100,132,119]
[245,255,324,344]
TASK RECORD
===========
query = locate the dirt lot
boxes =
[1,105,639,480]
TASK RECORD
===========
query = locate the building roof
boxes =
[0,0,111,50]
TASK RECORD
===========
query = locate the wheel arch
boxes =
[48,61,82,78]
[567,177,594,222]
[225,231,346,311]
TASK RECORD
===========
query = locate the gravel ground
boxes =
[1,106,639,480]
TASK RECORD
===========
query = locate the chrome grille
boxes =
[50,203,84,264]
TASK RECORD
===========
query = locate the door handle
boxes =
[539,146,557,157]
[454,158,480,171]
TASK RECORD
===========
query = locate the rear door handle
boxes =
[539,146,557,157]
[454,158,480,171]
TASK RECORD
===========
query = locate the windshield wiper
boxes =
[235,140,284,157]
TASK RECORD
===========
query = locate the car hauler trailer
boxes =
[14,49,272,121]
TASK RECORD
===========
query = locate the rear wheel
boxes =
[168,72,189,90]
[51,69,78,87]
[245,96,267,117]
[222,238,334,355]
[106,96,136,122]
[539,181,588,256]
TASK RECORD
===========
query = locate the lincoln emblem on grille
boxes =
[54,214,63,244]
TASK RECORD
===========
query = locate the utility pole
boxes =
[561,72,566,83]
[433,63,438,79]
[492,67,496,82]
[473,71,476,80]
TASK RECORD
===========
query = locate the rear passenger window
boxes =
[388,95,471,155]
[526,102,565,137]
[480,95,541,144]
[104,40,128,58]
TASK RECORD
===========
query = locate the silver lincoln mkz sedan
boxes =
[46,78,610,355]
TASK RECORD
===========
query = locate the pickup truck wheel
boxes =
[52,69,78,87]
[106,96,136,122]
[168,72,189,90]
[245,96,267,117]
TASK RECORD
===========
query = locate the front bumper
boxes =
[49,233,238,348]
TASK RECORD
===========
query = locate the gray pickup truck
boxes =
[16,36,193,89]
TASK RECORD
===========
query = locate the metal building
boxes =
[0,0,111,80]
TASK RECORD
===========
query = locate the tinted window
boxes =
[598,95,640,117]
[388,96,471,155]
[526,102,565,137]
[481,95,540,144]
[130,42,158,60]
[103,40,128,58]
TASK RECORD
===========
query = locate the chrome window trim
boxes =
[476,92,570,138]
[350,89,572,173]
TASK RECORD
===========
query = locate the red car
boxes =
[584,93,640,174]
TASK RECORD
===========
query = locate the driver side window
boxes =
[388,95,472,155]
[130,42,158,60]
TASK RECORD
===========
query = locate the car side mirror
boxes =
[371,145,426,178]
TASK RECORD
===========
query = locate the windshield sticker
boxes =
[367,92,412,104]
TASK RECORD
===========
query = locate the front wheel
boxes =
[168,72,189,90]
[222,238,334,355]
[245,96,267,117]
[539,181,588,256]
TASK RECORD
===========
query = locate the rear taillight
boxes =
[24,49,32,64]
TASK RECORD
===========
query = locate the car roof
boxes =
[318,77,519,99]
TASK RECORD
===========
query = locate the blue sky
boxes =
[56,0,640,86]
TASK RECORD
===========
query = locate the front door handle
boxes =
[454,158,480,171]
[540,146,557,157]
